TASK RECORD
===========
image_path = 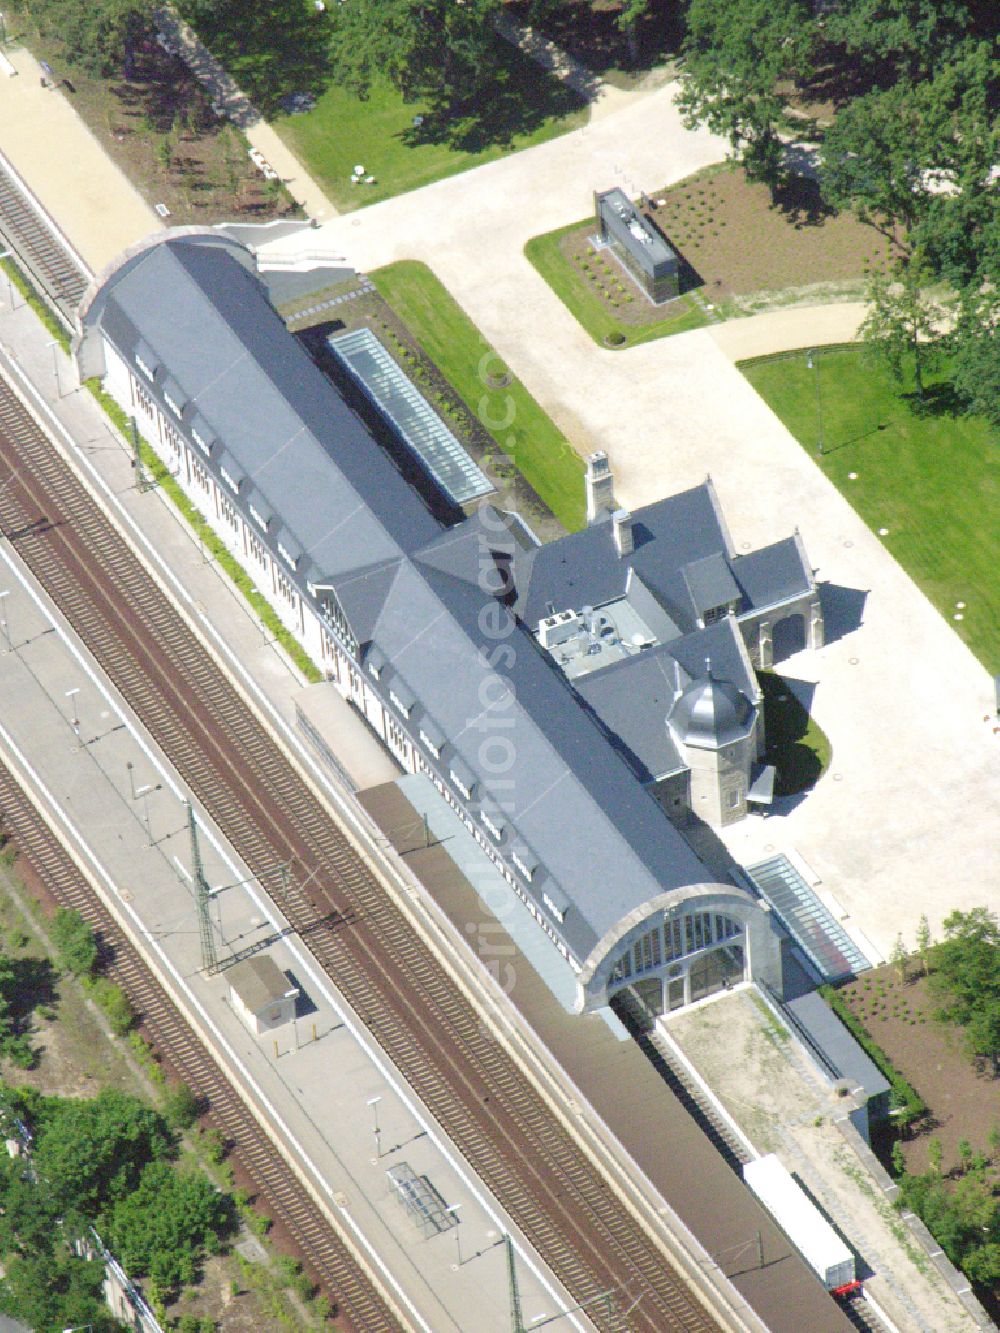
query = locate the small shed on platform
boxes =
[228,955,298,1035]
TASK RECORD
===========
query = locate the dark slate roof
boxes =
[574,618,755,781]
[731,536,813,611]
[85,235,811,974]
[786,993,891,1101]
[90,238,441,583]
[681,552,742,617]
[512,482,735,630]
[371,557,710,960]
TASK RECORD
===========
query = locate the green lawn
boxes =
[757,671,832,796]
[275,35,587,212]
[742,348,1000,670]
[524,221,708,349]
[370,261,586,531]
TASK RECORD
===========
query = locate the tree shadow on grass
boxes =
[183,0,334,119]
[901,380,964,419]
[399,35,588,154]
[8,957,58,1029]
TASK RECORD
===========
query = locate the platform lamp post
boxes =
[446,1203,462,1269]
[367,1094,382,1162]
[806,348,825,456]
[64,686,81,740]
[44,338,62,398]
[0,249,17,309]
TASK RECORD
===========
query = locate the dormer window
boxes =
[449,761,476,802]
[367,647,386,679]
[191,428,211,456]
[511,848,536,881]
[703,604,729,626]
[481,809,503,840]
[419,728,442,759]
[278,541,298,571]
[542,888,569,923]
[135,354,154,380]
[389,685,414,717]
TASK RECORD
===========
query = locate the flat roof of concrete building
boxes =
[227,954,298,1012]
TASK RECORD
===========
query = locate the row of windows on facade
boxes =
[609,912,741,985]
[139,366,302,571]
[134,378,306,620]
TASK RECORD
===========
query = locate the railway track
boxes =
[0,373,724,1333]
[0,154,89,326]
[0,762,402,1333]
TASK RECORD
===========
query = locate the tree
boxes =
[927,1137,943,1173]
[0,1246,116,1332]
[859,255,942,397]
[107,1159,229,1297]
[50,907,99,978]
[915,914,932,976]
[676,0,816,190]
[162,1080,203,1130]
[820,81,932,245]
[32,1087,174,1214]
[949,289,1000,426]
[25,0,153,77]
[329,0,502,112]
[889,933,909,984]
[0,1149,60,1259]
[819,0,973,79]
[930,907,1000,1074]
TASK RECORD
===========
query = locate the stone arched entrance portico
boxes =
[575,883,782,1016]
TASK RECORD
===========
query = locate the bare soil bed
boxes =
[10,23,298,227]
[646,163,892,304]
[838,964,1000,1175]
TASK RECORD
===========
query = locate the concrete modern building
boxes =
[77,231,825,1020]
[594,188,679,303]
[227,955,299,1036]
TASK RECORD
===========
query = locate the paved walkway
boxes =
[709,302,866,362]
[152,6,338,224]
[0,46,161,274]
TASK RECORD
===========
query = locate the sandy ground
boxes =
[668,989,978,1333]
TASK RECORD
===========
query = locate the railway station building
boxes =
[77,232,824,1019]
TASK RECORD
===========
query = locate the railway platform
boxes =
[0,448,591,1333]
[0,45,160,274]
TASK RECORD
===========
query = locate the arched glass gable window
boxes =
[608,912,742,988]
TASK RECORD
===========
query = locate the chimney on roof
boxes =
[585,451,615,524]
[612,509,633,557]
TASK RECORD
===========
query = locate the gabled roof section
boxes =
[512,482,734,631]
[368,560,710,960]
[86,236,442,583]
[731,534,814,610]
[329,557,405,646]
[573,617,756,782]
[682,552,742,618]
